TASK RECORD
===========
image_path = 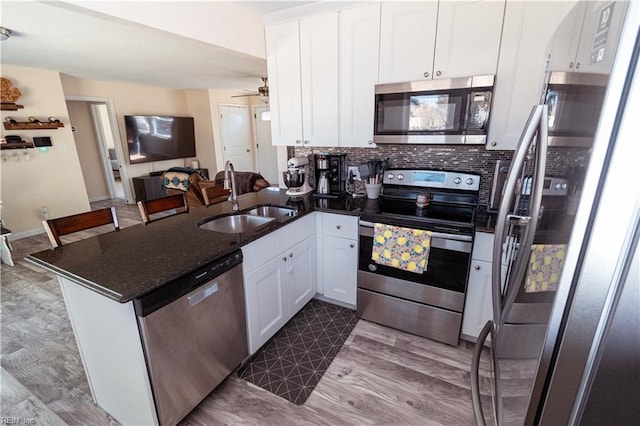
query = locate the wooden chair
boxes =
[43,207,120,248]
[201,185,231,206]
[137,193,188,224]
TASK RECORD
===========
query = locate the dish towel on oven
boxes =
[525,244,567,292]
[371,223,431,274]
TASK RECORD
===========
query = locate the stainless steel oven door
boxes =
[357,221,472,312]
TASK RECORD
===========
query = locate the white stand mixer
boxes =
[283,156,313,197]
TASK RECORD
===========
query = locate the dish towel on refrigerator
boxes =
[371,223,431,273]
[525,244,567,292]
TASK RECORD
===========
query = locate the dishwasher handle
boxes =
[188,282,218,307]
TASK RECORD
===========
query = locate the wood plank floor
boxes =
[1,199,497,425]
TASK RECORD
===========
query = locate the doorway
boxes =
[219,104,253,171]
[252,105,279,184]
[65,96,133,203]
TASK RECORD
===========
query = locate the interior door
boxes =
[219,104,252,171]
[253,105,278,184]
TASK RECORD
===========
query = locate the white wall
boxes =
[184,90,216,177]
[0,65,90,235]
[66,100,110,201]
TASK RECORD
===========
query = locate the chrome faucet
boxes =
[223,160,239,211]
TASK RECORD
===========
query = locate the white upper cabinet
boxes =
[549,1,629,74]
[266,13,338,147]
[432,1,506,79]
[378,1,506,84]
[265,20,303,146]
[299,12,339,147]
[378,2,438,83]
[338,3,381,148]
[487,1,577,150]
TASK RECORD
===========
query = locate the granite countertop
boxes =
[27,189,361,303]
[27,186,497,304]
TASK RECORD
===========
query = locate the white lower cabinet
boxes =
[462,232,495,341]
[242,214,317,354]
[322,235,358,305]
[317,212,358,306]
[462,259,494,341]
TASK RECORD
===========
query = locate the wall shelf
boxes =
[1,142,35,150]
[3,122,64,130]
[1,103,24,111]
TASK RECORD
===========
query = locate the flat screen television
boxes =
[125,115,196,164]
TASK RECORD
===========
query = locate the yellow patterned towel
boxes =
[372,223,431,274]
[525,244,567,292]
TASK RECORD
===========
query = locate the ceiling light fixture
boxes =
[0,27,12,41]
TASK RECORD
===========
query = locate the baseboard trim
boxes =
[313,294,356,311]
[10,227,45,241]
[89,195,111,203]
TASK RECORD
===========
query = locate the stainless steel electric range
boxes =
[357,169,481,345]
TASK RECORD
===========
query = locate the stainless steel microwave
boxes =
[545,71,608,147]
[373,75,494,145]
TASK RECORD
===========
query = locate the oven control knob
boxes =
[454,177,462,184]
[387,173,394,180]
[368,264,377,272]
[397,174,404,180]
[466,178,474,185]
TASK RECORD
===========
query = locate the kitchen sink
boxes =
[245,205,297,219]
[199,214,275,234]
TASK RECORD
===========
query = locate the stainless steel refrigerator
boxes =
[471,2,640,425]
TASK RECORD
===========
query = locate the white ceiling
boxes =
[0,1,307,92]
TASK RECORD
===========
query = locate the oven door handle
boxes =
[359,221,472,242]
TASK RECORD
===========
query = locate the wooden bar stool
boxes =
[43,207,120,248]
[137,193,188,224]
[201,185,231,207]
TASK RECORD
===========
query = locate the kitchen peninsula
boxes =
[26,188,360,425]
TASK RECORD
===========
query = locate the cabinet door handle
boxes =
[303,140,310,145]
[436,70,442,77]
[423,71,430,78]
[282,256,287,262]
[475,265,481,270]
[491,141,497,147]
[336,225,342,229]
[569,61,574,69]
[289,252,293,258]
[295,139,302,145]
[575,62,580,69]
[368,140,374,145]
[350,243,355,248]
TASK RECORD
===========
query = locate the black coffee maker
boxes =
[314,153,347,197]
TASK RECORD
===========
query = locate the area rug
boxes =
[238,299,358,405]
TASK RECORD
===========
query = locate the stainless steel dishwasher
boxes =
[134,250,247,426]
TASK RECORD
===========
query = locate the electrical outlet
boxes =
[348,166,361,181]
[41,206,49,220]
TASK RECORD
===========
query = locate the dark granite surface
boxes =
[27,189,361,303]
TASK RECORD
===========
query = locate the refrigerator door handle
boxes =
[472,320,494,426]
[501,104,549,323]
[492,105,545,324]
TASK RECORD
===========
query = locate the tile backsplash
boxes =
[292,145,590,206]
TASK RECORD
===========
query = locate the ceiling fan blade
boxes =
[231,93,259,98]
